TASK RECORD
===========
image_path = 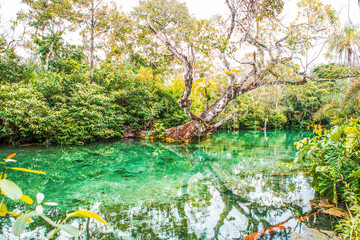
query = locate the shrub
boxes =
[296,120,360,237]
[0,83,52,144]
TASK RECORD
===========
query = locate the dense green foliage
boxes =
[1,0,359,145]
[1,51,359,145]
[0,59,186,145]
[296,119,360,237]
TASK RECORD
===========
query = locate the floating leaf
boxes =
[6,153,16,159]
[68,209,109,226]
[0,204,7,217]
[9,168,46,175]
[59,225,80,237]
[36,193,44,204]
[0,179,22,200]
[20,195,33,204]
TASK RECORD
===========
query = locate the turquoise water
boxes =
[0,130,326,239]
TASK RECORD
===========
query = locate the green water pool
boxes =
[0,130,331,239]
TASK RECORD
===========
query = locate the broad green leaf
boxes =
[0,179,22,200]
[329,126,343,141]
[0,204,7,217]
[349,170,360,178]
[46,229,57,239]
[8,167,46,175]
[39,213,58,227]
[68,209,109,226]
[59,225,80,237]
[6,153,16,159]
[20,195,33,204]
[12,213,30,236]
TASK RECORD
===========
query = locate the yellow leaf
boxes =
[210,85,217,91]
[20,194,33,204]
[0,204,8,217]
[225,71,232,75]
[9,212,20,217]
[68,209,109,226]
[6,153,16,159]
[8,168,46,175]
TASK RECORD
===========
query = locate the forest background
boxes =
[0,0,359,145]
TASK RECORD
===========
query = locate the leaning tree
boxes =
[138,0,352,141]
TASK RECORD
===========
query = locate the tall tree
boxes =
[16,0,73,70]
[72,0,114,83]
[328,24,360,67]
[140,0,347,141]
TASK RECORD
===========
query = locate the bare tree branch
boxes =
[212,110,248,129]
[146,14,208,129]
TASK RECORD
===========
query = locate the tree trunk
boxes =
[44,37,55,71]
[163,82,256,141]
[90,1,95,84]
[204,88,209,110]
[163,121,204,141]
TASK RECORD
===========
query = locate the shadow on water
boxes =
[0,130,332,239]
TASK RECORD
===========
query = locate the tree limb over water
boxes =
[141,0,351,141]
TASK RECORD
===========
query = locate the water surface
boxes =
[0,130,327,239]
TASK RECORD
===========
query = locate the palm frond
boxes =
[344,79,360,105]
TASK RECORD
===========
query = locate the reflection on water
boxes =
[0,130,328,239]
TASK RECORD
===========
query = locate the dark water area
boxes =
[0,130,332,239]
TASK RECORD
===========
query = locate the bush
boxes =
[0,81,124,145]
[0,54,33,84]
[296,120,360,237]
[48,83,124,145]
[0,83,52,144]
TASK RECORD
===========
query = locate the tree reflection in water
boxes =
[0,131,326,239]
[97,134,317,240]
